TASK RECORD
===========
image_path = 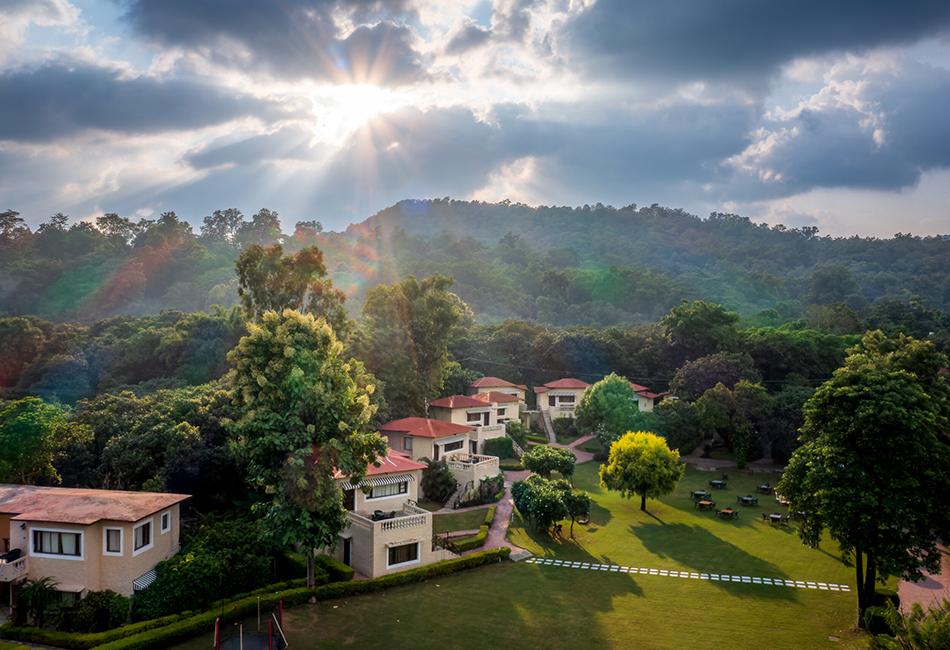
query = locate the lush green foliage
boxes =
[779,332,950,626]
[695,380,774,467]
[652,399,703,456]
[313,554,355,583]
[551,417,576,438]
[483,436,516,459]
[670,352,760,401]
[445,506,496,552]
[869,599,950,649]
[0,398,88,484]
[599,431,685,511]
[456,474,505,507]
[50,590,130,633]
[421,459,457,503]
[575,373,640,444]
[521,445,576,479]
[512,475,568,533]
[17,577,59,628]
[504,420,528,447]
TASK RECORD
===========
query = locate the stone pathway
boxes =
[463,470,529,559]
[899,546,950,612]
[524,557,851,592]
[551,433,596,464]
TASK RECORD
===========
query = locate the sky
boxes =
[1,0,949,237]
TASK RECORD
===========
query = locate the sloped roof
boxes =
[0,485,190,526]
[429,395,486,409]
[629,382,650,392]
[473,391,520,404]
[539,378,590,390]
[334,449,427,480]
[379,417,472,438]
[470,376,528,391]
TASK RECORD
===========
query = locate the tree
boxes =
[235,208,282,247]
[561,488,592,538]
[599,431,685,512]
[0,209,29,241]
[235,244,350,337]
[660,300,740,361]
[421,459,457,503]
[695,380,774,467]
[227,309,386,587]
[96,212,142,246]
[19,576,59,627]
[200,208,245,243]
[512,474,568,533]
[356,275,468,416]
[670,351,761,401]
[522,445,576,480]
[654,399,703,455]
[0,398,89,484]
[778,332,950,627]
[440,361,482,397]
[869,599,950,649]
[575,373,639,445]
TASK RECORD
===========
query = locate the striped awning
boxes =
[341,472,414,491]
[132,569,157,592]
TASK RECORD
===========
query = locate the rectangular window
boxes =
[387,542,419,567]
[33,530,82,557]
[104,528,122,555]
[443,440,464,452]
[369,481,408,499]
[402,436,412,451]
[466,411,483,423]
[160,512,170,534]
[559,394,575,404]
[133,521,152,553]
[548,395,556,407]
[496,408,506,417]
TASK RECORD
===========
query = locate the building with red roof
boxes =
[534,378,590,419]
[429,391,520,454]
[378,417,473,462]
[467,376,527,403]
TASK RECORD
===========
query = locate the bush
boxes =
[93,549,511,650]
[421,458,457,503]
[51,590,130,633]
[526,434,549,444]
[457,474,504,508]
[314,554,355,582]
[445,508,495,553]
[552,417,576,437]
[499,458,523,471]
[522,445,576,479]
[483,436,515,459]
[505,421,528,447]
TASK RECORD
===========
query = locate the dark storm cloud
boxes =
[0,60,278,142]
[561,0,950,89]
[122,0,426,85]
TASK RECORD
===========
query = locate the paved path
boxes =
[899,546,950,612]
[464,469,530,559]
[551,433,596,464]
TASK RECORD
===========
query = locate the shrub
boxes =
[314,554,355,582]
[512,475,568,533]
[421,458,457,503]
[52,590,130,632]
[522,445,576,479]
[505,421,528,447]
[483,436,515,459]
[499,458,523,471]
[457,474,504,507]
[552,417,576,437]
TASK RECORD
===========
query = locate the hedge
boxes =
[314,554,355,582]
[447,505,496,553]
[94,548,510,650]
[499,458,524,471]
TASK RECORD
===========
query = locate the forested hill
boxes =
[1,201,948,326]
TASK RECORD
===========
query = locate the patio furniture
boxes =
[737,495,759,506]
[756,483,773,494]
[691,489,711,500]
[768,513,783,524]
[717,508,738,520]
[709,479,727,489]
[695,499,715,511]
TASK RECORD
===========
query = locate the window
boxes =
[103,528,123,556]
[402,436,412,451]
[496,408,506,418]
[133,521,152,554]
[548,395,556,407]
[32,530,82,558]
[160,512,170,534]
[443,440,464,453]
[559,394,575,404]
[466,411,483,423]
[368,481,408,499]
[387,542,419,567]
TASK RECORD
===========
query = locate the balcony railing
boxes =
[0,556,28,583]
[445,453,499,471]
[348,502,431,534]
[475,423,505,436]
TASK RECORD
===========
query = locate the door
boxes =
[470,440,478,454]
[343,489,355,511]
[548,395,556,407]
[434,444,440,461]
[342,538,352,566]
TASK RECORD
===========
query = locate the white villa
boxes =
[534,378,590,418]
[429,393,519,453]
[467,376,528,404]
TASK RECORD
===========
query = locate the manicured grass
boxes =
[432,507,490,534]
[0,643,29,650]
[555,430,583,444]
[415,499,444,512]
[577,437,603,453]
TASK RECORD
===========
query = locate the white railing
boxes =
[446,453,499,471]
[347,503,431,534]
[0,556,28,582]
[476,424,506,436]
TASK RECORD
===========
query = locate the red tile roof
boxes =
[473,391,520,404]
[637,391,661,399]
[0,485,189,526]
[629,382,650,392]
[379,417,472,438]
[334,449,427,480]
[539,378,590,390]
[429,395,486,409]
[470,376,527,391]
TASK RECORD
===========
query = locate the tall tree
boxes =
[670,351,761,401]
[660,300,740,361]
[235,244,350,337]
[235,208,282,247]
[575,373,640,446]
[599,431,685,512]
[356,275,468,416]
[522,445,576,480]
[0,397,89,484]
[200,208,245,244]
[227,309,386,587]
[0,209,29,242]
[779,332,950,627]
[695,380,774,467]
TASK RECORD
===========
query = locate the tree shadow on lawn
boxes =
[631,523,798,602]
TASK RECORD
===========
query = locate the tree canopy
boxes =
[521,445,577,480]
[575,372,640,445]
[599,431,685,512]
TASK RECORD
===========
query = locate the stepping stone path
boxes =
[522,557,850,592]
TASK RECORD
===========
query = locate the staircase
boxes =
[506,434,526,458]
[541,410,556,443]
[449,480,474,509]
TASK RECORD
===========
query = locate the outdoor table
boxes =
[756,484,773,494]
[769,513,783,524]
[717,508,738,520]
[738,495,759,506]
[709,479,727,489]
[695,499,715,511]
[691,490,710,500]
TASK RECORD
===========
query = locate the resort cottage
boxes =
[428,393,519,453]
[534,378,590,419]
[467,376,528,404]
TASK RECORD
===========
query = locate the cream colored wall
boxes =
[637,395,654,412]
[537,389,584,414]
[347,470,422,514]
[24,521,97,593]
[382,433,434,462]
[495,401,520,422]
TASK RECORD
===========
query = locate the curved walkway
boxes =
[551,433,597,464]
[464,469,530,559]
[899,546,950,612]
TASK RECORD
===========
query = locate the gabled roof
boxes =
[470,376,528,391]
[473,391,520,404]
[334,449,427,480]
[536,378,590,392]
[629,382,650,393]
[637,391,661,399]
[0,485,190,526]
[429,395,486,409]
[379,417,472,438]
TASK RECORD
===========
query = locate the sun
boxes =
[308,84,402,143]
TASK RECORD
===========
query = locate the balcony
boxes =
[0,555,27,583]
[445,453,500,485]
[348,502,431,534]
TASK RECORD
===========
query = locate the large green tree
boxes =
[575,372,639,445]
[0,397,89,484]
[227,309,386,586]
[522,445,576,480]
[778,332,950,627]
[660,300,740,361]
[599,431,685,512]
[356,275,468,417]
[670,351,760,401]
[695,380,774,467]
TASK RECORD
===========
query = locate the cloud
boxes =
[0,59,279,142]
[729,59,950,197]
[0,0,80,62]
[185,126,325,169]
[443,0,540,55]
[559,0,950,90]
[122,0,427,85]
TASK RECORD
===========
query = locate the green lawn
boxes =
[555,430,583,444]
[577,437,603,453]
[415,499,443,512]
[432,507,489,534]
